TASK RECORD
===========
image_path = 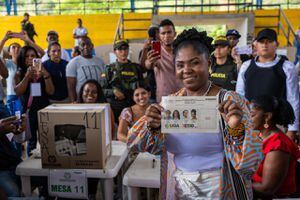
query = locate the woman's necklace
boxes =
[203,80,212,96]
[260,129,277,141]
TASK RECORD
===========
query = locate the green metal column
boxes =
[130,0,135,12]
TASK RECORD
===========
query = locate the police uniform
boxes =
[210,36,238,91]
[102,60,143,120]
[210,56,237,91]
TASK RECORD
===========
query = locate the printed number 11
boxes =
[83,112,98,129]
[75,186,84,193]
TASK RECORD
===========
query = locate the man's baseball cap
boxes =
[213,36,230,46]
[226,29,241,39]
[113,40,129,50]
[256,28,277,42]
[47,30,58,36]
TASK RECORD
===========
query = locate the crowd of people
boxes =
[0,15,299,200]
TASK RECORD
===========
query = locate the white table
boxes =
[16,141,128,200]
[123,152,160,200]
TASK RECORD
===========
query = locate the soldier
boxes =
[21,13,37,43]
[102,40,144,121]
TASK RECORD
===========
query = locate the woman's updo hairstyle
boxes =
[251,95,295,128]
[135,81,151,92]
[173,28,214,59]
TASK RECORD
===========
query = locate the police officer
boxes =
[210,36,237,91]
[102,40,144,121]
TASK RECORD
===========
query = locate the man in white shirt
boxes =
[73,18,88,47]
[66,36,105,102]
[41,30,70,62]
[236,28,299,141]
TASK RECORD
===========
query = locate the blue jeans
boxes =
[6,95,23,116]
[6,95,23,157]
[0,169,21,197]
[256,0,262,8]
[0,102,10,119]
[27,110,38,156]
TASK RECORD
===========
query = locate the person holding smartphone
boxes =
[0,32,21,117]
[0,30,44,116]
[139,25,159,103]
[14,46,54,156]
[144,19,181,103]
[0,115,26,198]
[226,29,252,65]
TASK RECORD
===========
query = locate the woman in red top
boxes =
[250,95,300,199]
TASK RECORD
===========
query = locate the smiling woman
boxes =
[77,79,106,104]
[15,45,54,156]
[117,83,151,143]
[127,28,263,200]
[77,79,115,136]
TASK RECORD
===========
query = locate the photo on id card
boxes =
[161,96,219,133]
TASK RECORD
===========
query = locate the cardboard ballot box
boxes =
[38,104,112,169]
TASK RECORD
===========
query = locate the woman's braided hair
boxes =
[252,95,295,128]
[173,28,214,59]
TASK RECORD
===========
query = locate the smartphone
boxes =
[236,45,252,55]
[32,58,42,73]
[0,115,21,127]
[152,40,161,56]
[13,113,26,127]
[1,116,17,123]
[10,32,24,39]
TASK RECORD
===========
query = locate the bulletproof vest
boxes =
[108,61,140,91]
[244,57,286,101]
[210,57,237,91]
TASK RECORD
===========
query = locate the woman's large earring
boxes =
[264,121,269,129]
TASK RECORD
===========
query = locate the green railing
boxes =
[115,2,297,47]
[1,0,299,16]
[278,8,297,46]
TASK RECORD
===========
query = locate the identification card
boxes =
[48,169,88,199]
[161,96,219,133]
[236,45,252,55]
[31,83,42,97]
